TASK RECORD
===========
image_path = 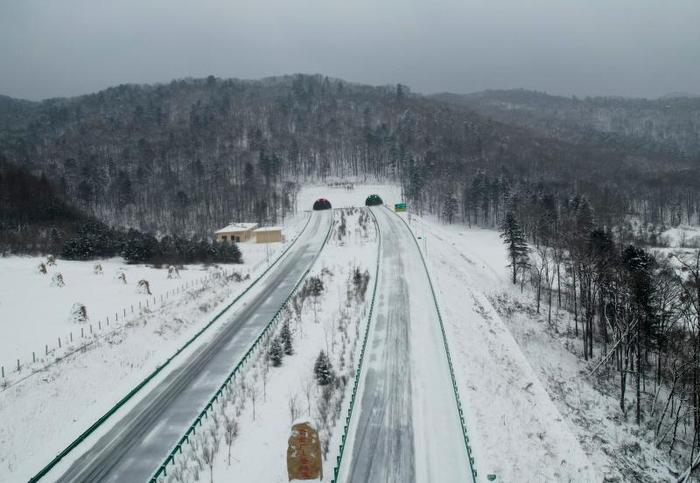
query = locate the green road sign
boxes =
[395,202,407,212]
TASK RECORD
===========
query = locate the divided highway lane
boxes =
[52,210,332,483]
[342,207,471,482]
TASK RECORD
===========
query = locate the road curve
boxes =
[343,207,471,483]
[52,210,332,483]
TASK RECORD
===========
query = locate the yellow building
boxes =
[254,227,283,243]
[215,223,258,243]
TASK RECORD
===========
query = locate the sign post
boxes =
[394,202,407,212]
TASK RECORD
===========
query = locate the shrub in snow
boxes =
[137,279,152,295]
[308,276,324,297]
[116,271,127,284]
[167,265,180,279]
[46,255,56,266]
[280,320,294,355]
[269,336,283,367]
[51,273,65,287]
[69,302,88,323]
[314,350,334,386]
[352,267,370,301]
[93,263,103,275]
[38,262,47,274]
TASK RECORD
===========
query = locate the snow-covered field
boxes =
[0,215,307,378]
[660,225,700,248]
[0,257,209,370]
[0,213,309,482]
[408,213,675,482]
[1,179,673,482]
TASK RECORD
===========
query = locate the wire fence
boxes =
[329,206,382,483]
[1,272,230,389]
[150,211,334,482]
[28,212,314,483]
[2,219,314,389]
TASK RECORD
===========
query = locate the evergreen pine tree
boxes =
[500,211,530,284]
[314,350,334,386]
[268,336,283,367]
[280,320,293,355]
[442,191,458,224]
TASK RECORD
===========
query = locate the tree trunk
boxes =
[636,319,642,425]
[573,267,578,337]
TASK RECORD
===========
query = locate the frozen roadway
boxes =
[49,210,332,483]
[340,206,473,483]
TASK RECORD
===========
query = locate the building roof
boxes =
[254,226,282,232]
[215,222,258,234]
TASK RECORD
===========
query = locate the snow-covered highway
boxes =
[340,206,474,482]
[39,210,332,482]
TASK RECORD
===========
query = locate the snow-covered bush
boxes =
[280,320,294,355]
[268,337,283,367]
[116,271,127,284]
[167,265,180,279]
[93,263,103,275]
[38,262,47,274]
[314,350,334,386]
[46,255,56,266]
[137,279,152,295]
[51,273,65,287]
[69,302,88,323]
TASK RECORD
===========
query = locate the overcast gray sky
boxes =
[1,0,699,100]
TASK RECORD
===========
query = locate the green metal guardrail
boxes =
[391,207,479,482]
[29,213,315,483]
[150,211,335,482]
[329,207,382,483]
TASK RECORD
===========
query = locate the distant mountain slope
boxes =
[0,76,698,234]
[435,89,700,158]
[0,160,90,254]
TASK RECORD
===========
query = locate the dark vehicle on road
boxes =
[365,194,383,206]
[313,198,332,210]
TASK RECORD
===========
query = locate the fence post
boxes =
[81,327,84,338]
[45,344,48,356]
[32,352,36,363]
[1,366,4,379]
[58,337,62,348]
[70,332,73,342]
[17,359,20,371]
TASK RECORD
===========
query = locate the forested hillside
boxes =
[438,89,700,159]
[1,75,699,237]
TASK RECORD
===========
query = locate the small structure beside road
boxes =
[214,223,258,243]
[254,226,283,243]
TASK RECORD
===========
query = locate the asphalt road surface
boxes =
[343,207,471,483]
[53,210,332,483]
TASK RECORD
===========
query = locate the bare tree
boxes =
[223,414,239,466]
[248,385,260,421]
[288,393,300,423]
